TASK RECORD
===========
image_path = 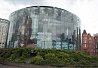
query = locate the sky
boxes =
[0,0,98,35]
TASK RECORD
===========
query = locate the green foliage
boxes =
[15,57,26,63]
[43,53,59,65]
[21,48,32,58]
[45,53,55,60]
[0,49,11,59]
[7,54,16,62]
[11,48,23,58]
[40,55,59,66]
[0,48,98,67]
[30,55,43,64]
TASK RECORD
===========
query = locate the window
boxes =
[84,41,86,43]
[84,37,87,39]
[84,44,87,47]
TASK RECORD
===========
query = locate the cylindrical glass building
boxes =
[7,6,81,50]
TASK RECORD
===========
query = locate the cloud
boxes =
[0,0,33,19]
[0,0,98,35]
[4,0,86,7]
[4,0,47,6]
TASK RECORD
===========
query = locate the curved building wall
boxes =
[8,6,81,50]
[0,18,10,48]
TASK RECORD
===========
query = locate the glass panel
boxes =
[7,6,81,50]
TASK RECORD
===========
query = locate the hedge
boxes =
[0,48,98,67]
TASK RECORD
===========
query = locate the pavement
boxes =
[0,64,67,68]
[0,64,21,68]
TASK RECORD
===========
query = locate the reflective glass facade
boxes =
[7,6,81,50]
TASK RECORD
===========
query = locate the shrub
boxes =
[56,52,69,60]
[15,57,25,63]
[43,53,58,65]
[42,53,68,66]
[0,48,98,67]
[45,53,55,60]
[0,49,11,59]
[7,54,16,62]
[21,48,31,58]
[30,55,43,65]
[11,48,23,58]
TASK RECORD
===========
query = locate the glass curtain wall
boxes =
[8,6,81,50]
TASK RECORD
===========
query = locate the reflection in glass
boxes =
[7,6,81,50]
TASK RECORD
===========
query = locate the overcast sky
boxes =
[0,0,98,35]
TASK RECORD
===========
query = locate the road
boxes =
[0,64,67,68]
[0,64,20,68]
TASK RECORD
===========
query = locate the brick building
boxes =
[82,30,96,56]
